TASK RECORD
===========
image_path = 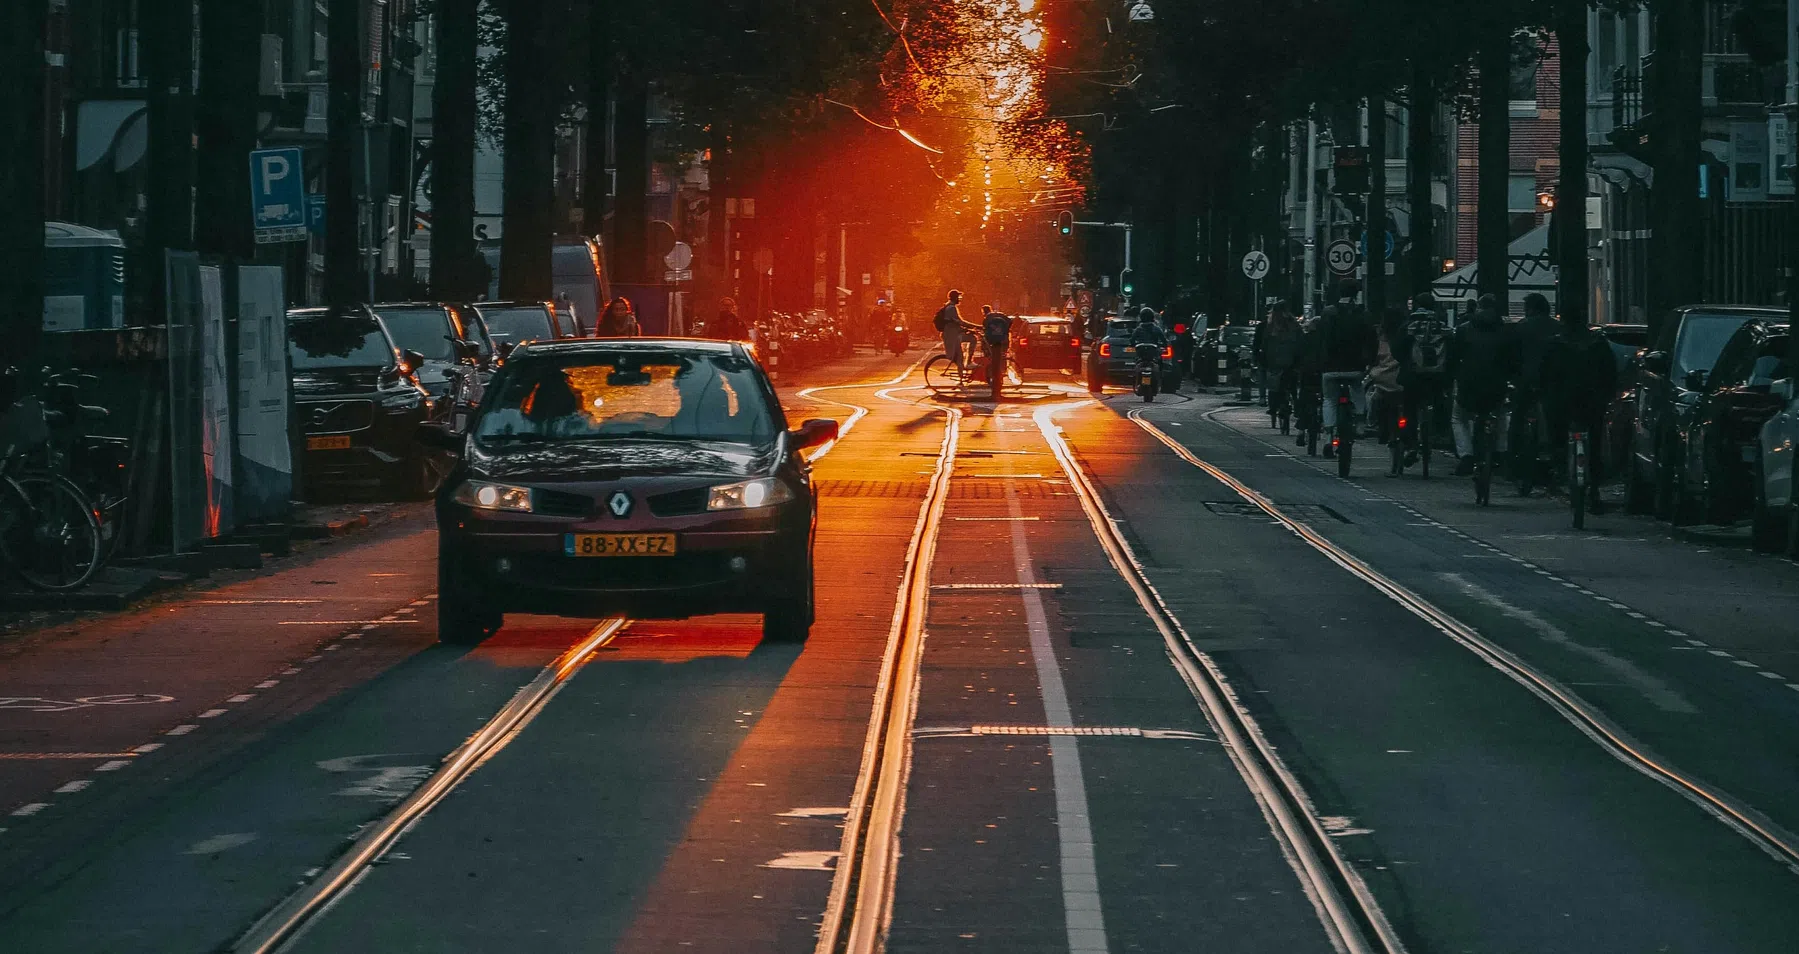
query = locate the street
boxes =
[3,354,1798,953]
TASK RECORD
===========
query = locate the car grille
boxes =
[649,487,710,517]
[299,400,375,434]
[508,552,735,589]
[530,488,596,518]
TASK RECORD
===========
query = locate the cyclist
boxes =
[1260,301,1305,432]
[934,290,970,373]
[1542,312,1619,514]
[1393,291,1452,468]
[1512,292,1562,493]
[1445,293,1520,476]
[981,305,1015,389]
[1314,281,1378,458]
[1368,307,1407,473]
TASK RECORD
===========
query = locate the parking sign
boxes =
[249,147,307,244]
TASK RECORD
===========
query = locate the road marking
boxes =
[776,807,850,819]
[166,724,198,736]
[134,743,163,754]
[1441,574,1696,714]
[255,680,279,689]
[1759,671,1784,680]
[95,760,132,772]
[54,780,90,794]
[187,833,259,854]
[931,582,1063,590]
[11,803,49,817]
[195,599,325,605]
[278,620,418,626]
[951,516,1040,521]
[198,708,228,719]
[1002,476,1109,954]
[0,752,135,760]
[761,851,840,871]
[227,694,255,703]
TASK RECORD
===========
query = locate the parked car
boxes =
[422,338,837,644]
[473,301,568,349]
[1015,316,1082,372]
[1624,306,1784,516]
[1599,323,1649,480]
[372,302,491,401]
[479,236,612,335]
[286,306,443,499]
[1754,374,1799,552]
[1669,321,1789,525]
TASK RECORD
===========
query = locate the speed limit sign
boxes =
[1240,250,1270,280]
[1326,239,1359,276]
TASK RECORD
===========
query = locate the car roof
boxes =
[1022,315,1069,323]
[471,301,550,311]
[1676,306,1786,318]
[513,337,739,357]
[373,301,451,310]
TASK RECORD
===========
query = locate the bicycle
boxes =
[1322,373,1360,478]
[1296,379,1322,456]
[1568,428,1591,529]
[1471,407,1500,506]
[924,333,985,395]
[39,369,130,562]
[1267,368,1296,435]
[0,389,105,591]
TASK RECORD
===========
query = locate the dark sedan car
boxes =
[1015,316,1082,372]
[1672,321,1789,525]
[373,302,491,400]
[1626,306,1784,516]
[426,339,838,645]
[472,301,569,348]
[287,307,442,499]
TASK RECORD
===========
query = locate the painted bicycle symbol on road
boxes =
[0,694,175,713]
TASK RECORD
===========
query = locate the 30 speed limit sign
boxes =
[1240,250,1270,281]
[1326,239,1359,276]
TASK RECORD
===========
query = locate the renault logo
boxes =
[607,491,633,518]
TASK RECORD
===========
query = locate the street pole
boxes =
[1785,0,1798,405]
[1304,117,1319,315]
[0,0,46,360]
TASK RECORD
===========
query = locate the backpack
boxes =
[1404,316,1451,376]
[982,313,1011,346]
[933,305,954,332]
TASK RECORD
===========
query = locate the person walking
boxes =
[935,290,970,373]
[595,297,641,337]
[709,297,748,341]
[1446,293,1520,475]
[1512,292,1561,492]
[1543,310,1620,513]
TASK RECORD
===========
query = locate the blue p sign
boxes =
[249,147,306,232]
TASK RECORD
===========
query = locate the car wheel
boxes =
[1751,457,1786,553]
[437,546,502,645]
[762,557,815,644]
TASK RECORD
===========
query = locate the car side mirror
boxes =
[452,338,483,362]
[401,349,428,373]
[416,420,464,451]
[1684,369,1708,391]
[497,340,518,361]
[1642,351,1671,376]
[791,418,840,451]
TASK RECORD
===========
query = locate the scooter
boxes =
[888,324,909,356]
[1134,343,1163,403]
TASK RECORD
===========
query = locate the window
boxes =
[1509,60,1539,103]
[1508,175,1538,213]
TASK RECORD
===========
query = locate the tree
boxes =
[431,0,480,300]
[324,0,363,305]
[1555,0,1589,328]
[1647,0,1704,334]
[195,0,260,260]
[1476,10,1513,304]
[0,0,46,357]
[497,0,558,301]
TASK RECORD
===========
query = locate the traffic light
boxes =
[1055,211,1072,236]
[1119,268,1135,297]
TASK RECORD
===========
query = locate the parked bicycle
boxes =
[38,369,130,561]
[0,373,104,591]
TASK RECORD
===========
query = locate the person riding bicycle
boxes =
[1313,281,1378,458]
[1259,301,1305,429]
[1512,292,1562,492]
[1445,293,1521,476]
[1542,312,1620,514]
[934,290,970,373]
[1392,291,1452,467]
[1368,307,1408,472]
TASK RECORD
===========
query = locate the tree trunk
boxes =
[194,0,259,261]
[1407,64,1437,297]
[430,0,478,301]
[1557,0,1589,328]
[1648,0,1704,335]
[612,73,650,285]
[0,0,46,356]
[1477,11,1513,305]
[707,121,730,299]
[1367,95,1388,317]
[324,0,363,306]
[146,0,200,312]
[582,0,611,240]
[499,0,556,301]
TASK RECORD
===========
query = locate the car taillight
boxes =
[1398,416,1408,429]
[1098,343,1111,357]
[1173,323,1187,335]
[1162,346,1174,359]
[1071,338,1081,347]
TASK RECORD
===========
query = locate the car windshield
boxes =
[1673,314,1752,383]
[1106,321,1137,339]
[475,350,777,446]
[287,315,393,369]
[480,306,556,344]
[375,307,457,361]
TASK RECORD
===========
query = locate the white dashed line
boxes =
[132,743,162,754]
[54,780,90,794]
[10,803,48,817]
[1733,660,1758,668]
[167,725,198,736]
[227,694,255,703]
[256,680,280,689]
[1759,671,1784,680]
[198,708,228,719]
[95,760,132,772]
[1708,650,1734,658]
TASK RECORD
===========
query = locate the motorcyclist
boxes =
[1313,281,1378,458]
[1542,312,1620,513]
[1512,292,1562,491]
[1445,293,1521,475]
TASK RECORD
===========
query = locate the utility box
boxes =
[44,222,126,331]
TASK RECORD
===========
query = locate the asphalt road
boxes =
[2,359,1796,953]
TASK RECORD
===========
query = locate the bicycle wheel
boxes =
[924,355,958,394]
[2,475,103,591]
[1474,426,1493,506]
[1338,434,1353,477]
[1418,412,1430,480]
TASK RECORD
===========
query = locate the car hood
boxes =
[294,366,386,397]
[467,437,777,484]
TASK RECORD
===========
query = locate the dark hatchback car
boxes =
[1015,316,1082,372]
[1626,306,1785,516]
[426,339,838,645]
[372,302,492,400]
[1671,321,1789,525]
[1599,323,1649,478]
[287,307,442,498]
[472,300,569,348]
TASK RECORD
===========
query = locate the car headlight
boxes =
[452,480,534,512]
[707,477,793,511]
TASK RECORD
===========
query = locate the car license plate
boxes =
[307,435,352,450]
[564,533,677,557]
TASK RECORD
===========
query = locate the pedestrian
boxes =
[935,290,969,372]
[710,297,748,341]
[1512,292,1561,492]
[596,297,641,337]
[1446,293,1520,475]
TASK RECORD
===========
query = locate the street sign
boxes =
[1240,250,1270,280]
[1360,231,1396,262]
[1075,288,1095,312]
[664,241,693,272]
[305,194,325,238]
[1326,239,1359,276]
[249,147,307,244]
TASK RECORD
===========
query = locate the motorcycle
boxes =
[888,324,909,356]
[1134,343,1165,403]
